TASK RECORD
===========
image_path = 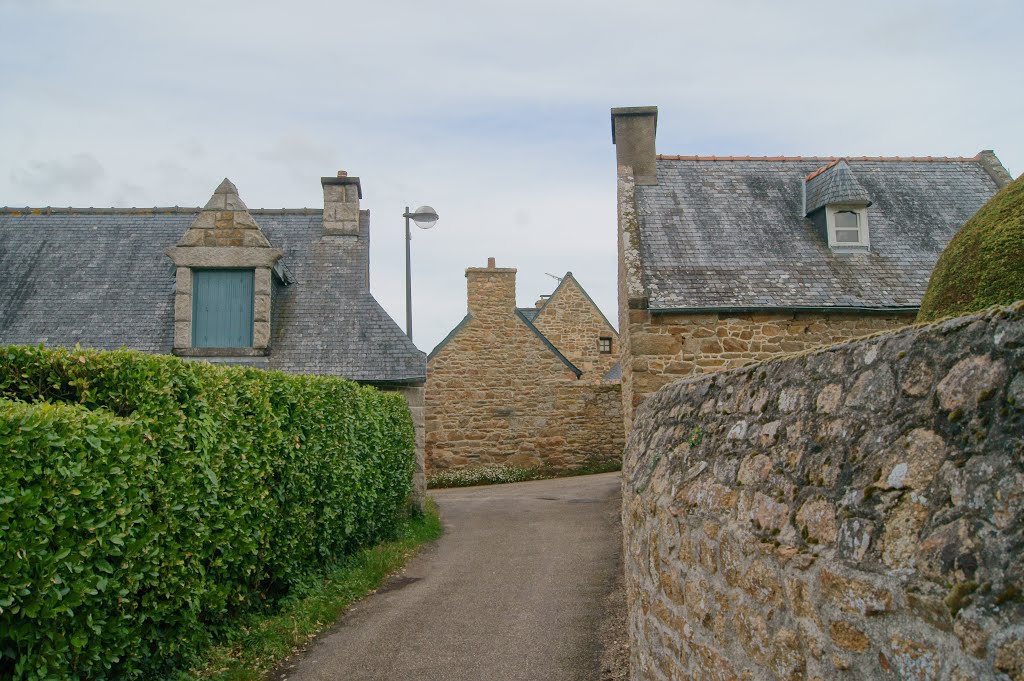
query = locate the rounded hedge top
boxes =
[918,173,1024,323]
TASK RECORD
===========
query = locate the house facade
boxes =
[611,106,1013,431]
[0,172,429,503]
[425,259,623,473]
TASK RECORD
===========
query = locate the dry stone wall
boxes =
[623,303,1024,681]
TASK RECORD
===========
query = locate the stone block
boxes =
[176,267,192,295]
[829,621,870,653]
[253,321,271,349]
[796,497,838,545]
[323,220,359,236]
[327,201,360,222]
[632,332,680,356]
[936,355,1007,413]
[242,230,271,247]
[174,292,191,322]
[819,568,894,616]
[254,293,271,322]
[255,267,272,295]
[174,321,191,349]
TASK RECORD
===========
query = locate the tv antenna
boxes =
[545,273,563,283]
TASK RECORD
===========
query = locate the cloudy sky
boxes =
[2,0,1021,353]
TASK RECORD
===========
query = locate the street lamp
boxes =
[403,205,438,342]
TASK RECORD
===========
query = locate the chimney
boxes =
[321,170,362,235]
[611,106,659,185]
[466,257,517,319]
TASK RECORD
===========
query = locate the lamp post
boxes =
[403,205,438,342]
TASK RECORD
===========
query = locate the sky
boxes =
[1,0,1021,354]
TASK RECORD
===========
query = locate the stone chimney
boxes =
[321,170,362,236]
[611,106,659,185]
[466,257,517,320]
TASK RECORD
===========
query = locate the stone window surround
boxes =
[166,246,282,356]
[824,204,870,250]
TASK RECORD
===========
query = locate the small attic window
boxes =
[599,337,613,354]
[826,205,870,249]
[834,211,861,242]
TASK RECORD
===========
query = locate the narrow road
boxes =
[275,472,623,681]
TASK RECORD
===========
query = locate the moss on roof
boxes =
[918,174,1024,323]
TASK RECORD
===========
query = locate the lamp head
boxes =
[411,205,438,230]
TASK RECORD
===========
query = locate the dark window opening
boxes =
[599,337,612,354]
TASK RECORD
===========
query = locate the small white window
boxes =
[834,211,861,243]
[826,206,869,249]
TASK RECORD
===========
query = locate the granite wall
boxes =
[623,303,1024,680]
[426,263,624,473]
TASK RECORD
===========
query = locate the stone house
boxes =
[611,105,1013,430]
[0,172,429,502]
[425,258,623,473]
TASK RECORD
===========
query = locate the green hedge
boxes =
[0,345,415,679]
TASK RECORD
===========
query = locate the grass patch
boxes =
[178,502,443,681]
[428,459,621,489]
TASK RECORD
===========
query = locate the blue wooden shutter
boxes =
[192,269,254,348]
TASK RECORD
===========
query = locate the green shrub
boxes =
[918,174,1024,322]
[0,345,415,679]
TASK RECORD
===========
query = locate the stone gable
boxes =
[531,273,620,381]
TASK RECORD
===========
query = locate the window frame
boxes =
[825,204,870,250]
[599,336,613,354]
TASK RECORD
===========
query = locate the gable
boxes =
[531,273,617,337]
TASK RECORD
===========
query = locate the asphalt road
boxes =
[274,472,623,681]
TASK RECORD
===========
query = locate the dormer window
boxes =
[192,269,255,348]
[804,160,872,251]
[166,179,282,358]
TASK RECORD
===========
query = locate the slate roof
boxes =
[634,156,1002,310]
[0,207,425,383]
[603,361,621,382]
[514,310,582,377]
[516,307,540,321]
[804,160,872,214]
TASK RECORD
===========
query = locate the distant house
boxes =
[426,258,623,473]
[611,105,1013,430]
[0,172,428,500]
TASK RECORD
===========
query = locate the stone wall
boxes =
[621,308,915,432]
[386,384,425,511]
[426,262,624,473]
[532,274,620,380]
[623,303,1024,681]
[426,313,624,473]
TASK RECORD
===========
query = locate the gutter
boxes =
[648,305,920,315]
